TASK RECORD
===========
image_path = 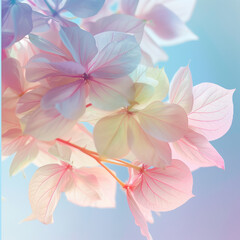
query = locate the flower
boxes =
[26,26,141,120]
[169,65,235,170]
[28,160,116,224]
[125,159,193,239]
[93,67,188,167]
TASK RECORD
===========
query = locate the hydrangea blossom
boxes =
[1,0,235,239]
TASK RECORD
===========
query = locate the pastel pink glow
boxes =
[125,159,193,239]
[2,2,235,239]
[169,66,234,170]
[28,162,116,224]
[84,0,198,63]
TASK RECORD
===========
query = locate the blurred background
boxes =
[2,0,240,239]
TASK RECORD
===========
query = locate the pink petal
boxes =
[159,0,197,22]
[23,107,77,141]
[121,0,139,15]
[93,112,129,158]
[169,65,193,113]
[60,26,98,66]
[88,31,141,78]
[126,189,153,240]
[2,134,29,156]
[49,61,86,76]
[127,116,172,168]
[29,164,70,224]
[41,82,86,120]
[143,4,198,46]
[137,101,188,142]
[140,32,169,63]
[9,139,39,176]
[171,129,225,170]
[66,167,117,208]
[2,57,26,94]
[89,76,134,111]
[188,83,235,141]
[86,14,145,43]
[132,159,193,212]
[16,87,48,116]
[25,53,66,82]
[64,168,101,206]
[51,125,98,168]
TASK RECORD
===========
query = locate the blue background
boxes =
[2,0,240,239]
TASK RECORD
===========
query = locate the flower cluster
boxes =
[2,0,234,239]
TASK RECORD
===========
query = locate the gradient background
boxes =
[2,0,240,239]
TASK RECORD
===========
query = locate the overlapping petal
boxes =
[93,112,129,158]
[127,116,171,168]
[132,160,193,211]
[60,26,98,66]
[64,0,105,18]
[169,65,193,113]
[188,83,235,141]
[136,101,188,142]
[41,81,86,120]
[2,2,33,48]
[29,162,116,224]
[171,130,225,171]
[85,14,145,43]
[143,4,198,47]
[89,31,141,78]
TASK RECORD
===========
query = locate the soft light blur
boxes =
[2,0,240,239]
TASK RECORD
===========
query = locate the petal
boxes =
[89,76,134,111]
[41,82,86,120]
[188,83,235,141]
[25,53,66,82]
[52,125,99,168]
[128,116,172,168]
[132,159,193,212]
[133,83,155,106]
[29,164,70,224]
[49,61,86,76]
[29,34,66,56]
[88,31,141,79]
[66,167,117,208]
[137,101,188,142]
[9,139,39,176]
[16,87,49,116]
[121,0,139,15]
[2,57,25,94]
[23,107,77,141]
[171,129,225,171]
[160,0,197,22]
[126,189,153,240]
[60,26,98,65]
[146,67,169,102]
[93,112,129,158]
[140,31,169,63]
[64,0,105,18]
[3,3,33,47]
[169,65,193,113]
[31,11,50,33]
[143,4,198,46]
[86,14,145,43]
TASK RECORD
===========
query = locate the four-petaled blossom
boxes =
[93,67,188,168]
[26,26,141,120]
